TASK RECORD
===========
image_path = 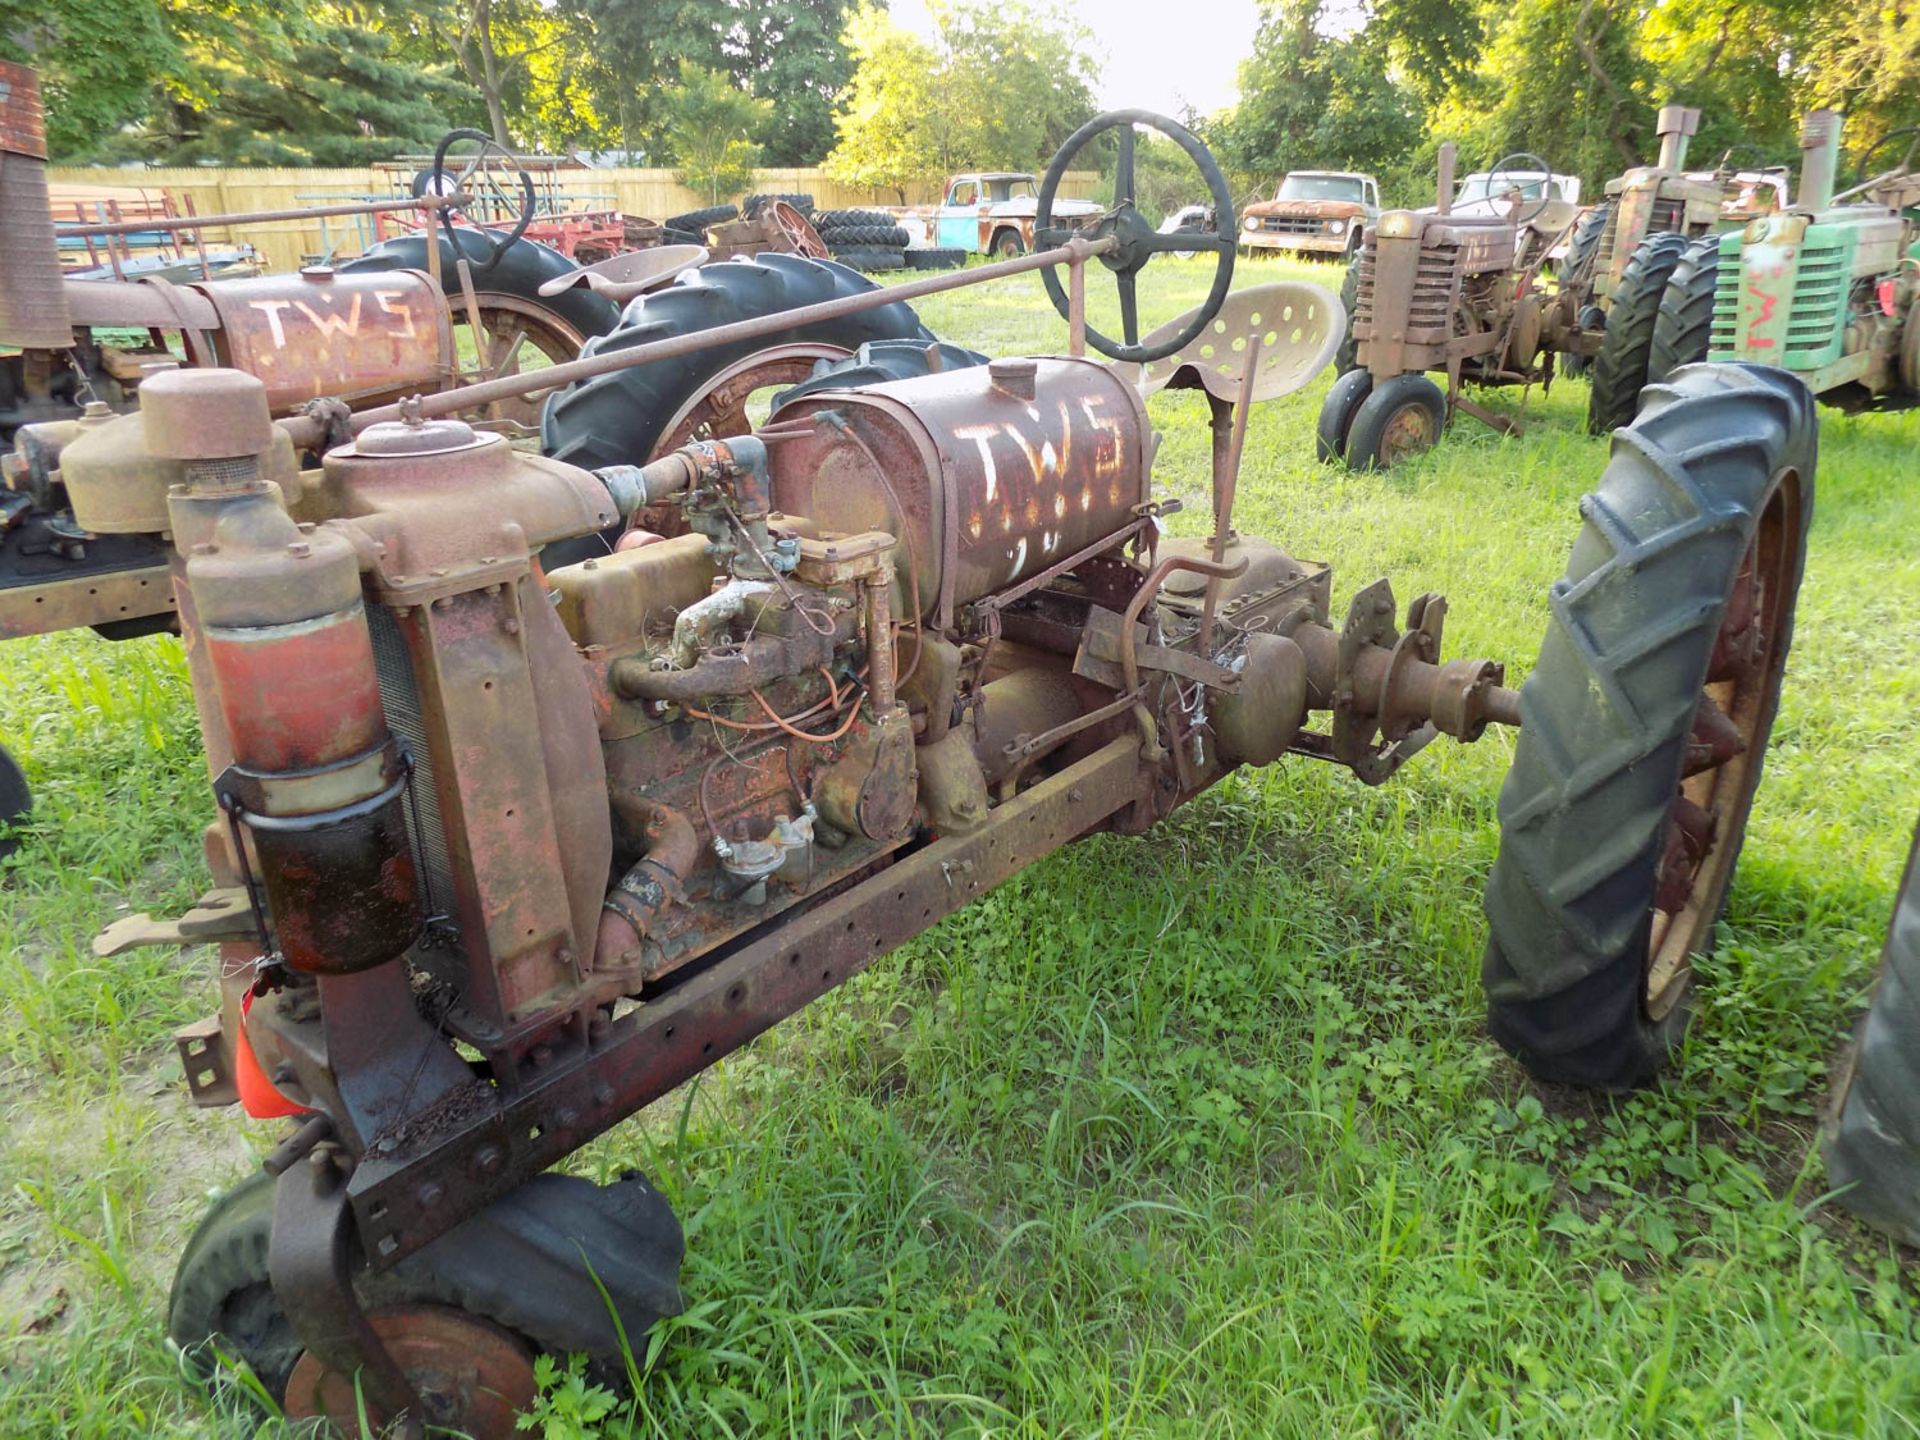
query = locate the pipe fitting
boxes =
[595,801,698,969]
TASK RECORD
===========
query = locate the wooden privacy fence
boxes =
[48,165,1101,276]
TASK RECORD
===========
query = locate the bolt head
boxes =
[474,1145,504,1176]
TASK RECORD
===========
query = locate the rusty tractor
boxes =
[1563,104,1789,388]
[37,106,1819,1435]
[1642,112,1919,416]
[0,64,927,856]
[0,71,614,854]
[1318,145,1597,468]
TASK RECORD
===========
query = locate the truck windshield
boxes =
[986,177,1037,202]
[1277,175,1365,202]
[1456,174,1561,205]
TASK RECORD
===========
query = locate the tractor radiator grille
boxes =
[1648,197,1686,233]
[1777,246,1850,363]
[1710,233,1853,365]
[368,603,455,909]
[1710,257,1740,352]
[1354,235,1459,333]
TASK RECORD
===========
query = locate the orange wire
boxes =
[683,668,859,738]
[751,674,865,743]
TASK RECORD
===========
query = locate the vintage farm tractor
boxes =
[40,108,1816,1434]
[1566,104,1789,396]
[1646,111,1919,415]
[1318,144,1597,468]
[0,64,847,854]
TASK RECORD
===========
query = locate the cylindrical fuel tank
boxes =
[194,268,453,414]
[767,356,1151,623]
[151,370,421,974]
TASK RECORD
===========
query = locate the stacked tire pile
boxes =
[810,207,966,274]
[661,203,738,246]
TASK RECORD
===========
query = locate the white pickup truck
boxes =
[893,172,1102,257]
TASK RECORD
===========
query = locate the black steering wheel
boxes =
[1840,126,1920,202]
[428,128,538,272]
[1034,110,1235,365]
[1485,153,1555,227]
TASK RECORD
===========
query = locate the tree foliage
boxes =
[1228,0,1920,205]
[825,0,1097,196]
[663,61,771,203]
[1221,1,1422,193]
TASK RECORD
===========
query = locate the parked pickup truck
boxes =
[893,173,1102,258]
[1240,171,1380,257]
[1443,168,1584,259]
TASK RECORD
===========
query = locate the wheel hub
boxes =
[1379,401,1437,464]
[1094,206,1155,272]
[1644,470,1798,1017]
[283,1304,537,1438]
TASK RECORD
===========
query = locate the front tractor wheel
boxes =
[169,1168,683,1436]
[1315,367,1373,463]
[166,1172,535,1433]
[1586,231,1690,434]
[1342,372,1445,469]
[1483,363,1816,1090]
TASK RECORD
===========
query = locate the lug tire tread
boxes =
[1483,363,1817,1090]
[1586,231,1690,434]
[1648,234,1722,386]
[542,253,935,471]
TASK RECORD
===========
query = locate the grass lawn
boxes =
[2,253,1918,1437]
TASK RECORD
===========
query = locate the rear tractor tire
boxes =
[541,252,936,473]
[1823,823,1920,1246]
[1335,256,1361,374]
[0,743,29,862]
[1340,372,1445,470]
[1647,234,1722,386]
[1562,201,1612,308]
[1585,231,1689,434]
[1483,363,1816,1090]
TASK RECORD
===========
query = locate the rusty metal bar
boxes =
[1199,334,1263,653]
[274,235,1120,448]
[972,517,1150,618]
[54,193,471,239]
[1069,255,1087,358]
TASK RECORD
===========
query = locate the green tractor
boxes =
[1574,104,1789,417]
[1647,111,1919,413]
